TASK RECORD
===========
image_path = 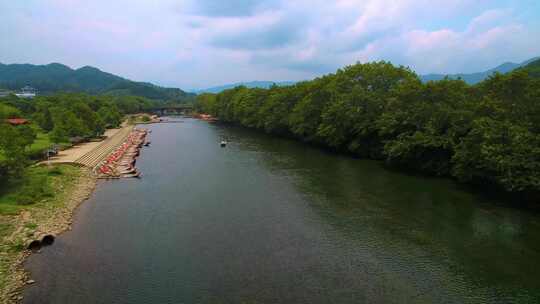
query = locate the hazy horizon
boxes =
[2,0,540,90]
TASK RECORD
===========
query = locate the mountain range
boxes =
[194,57,540,93]
[0,63,194,102]
[419,57,539,84]
[1,57,538,99]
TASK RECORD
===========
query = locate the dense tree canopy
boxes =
[0,93,158,183]
[1,93,158,140]
[0,122,36,181]
[196,61,540,195]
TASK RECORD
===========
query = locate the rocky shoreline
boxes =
[1,167,97,304]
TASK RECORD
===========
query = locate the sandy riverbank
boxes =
[0,167,97,304]
[46,127,123,165]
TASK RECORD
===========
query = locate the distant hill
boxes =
[420,57,539,84]
[195,58,540,93]
[195,81,296,94]
[517,58,540,78]
[0,62,194,102]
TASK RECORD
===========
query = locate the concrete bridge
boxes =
[148,104,194,116]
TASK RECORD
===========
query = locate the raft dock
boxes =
[94,128,148,179]
[45,125,150,179]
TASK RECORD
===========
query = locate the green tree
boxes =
[194,61,540,196]
[452,118,540,191]
[0,103,21,119]
[50,108,87,143]
[0,123,35,180]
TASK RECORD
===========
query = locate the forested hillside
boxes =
[196,61,540,197]
[0,63,194,102]
[519,58,540,78]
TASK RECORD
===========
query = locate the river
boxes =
[23,118,540,303]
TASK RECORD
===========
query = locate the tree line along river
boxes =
[24,118,540,304]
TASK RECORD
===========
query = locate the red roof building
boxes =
[6,118,29,126]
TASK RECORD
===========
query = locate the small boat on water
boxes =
[144,141,151,147]
[220,140,227,147]
[124,172,141,178]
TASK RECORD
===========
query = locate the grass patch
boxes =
[127,114,154,124]
[47,166,63,176]
[0,165,80,216]
[0,167,54,210]
[28,131,53,155]
[0,126,70,161]
[0,222,14,289]
[27,129,70,160]
[8,239,25,253]
[24,222,37,230]
[0,223,12,242]
[0,164,83,294]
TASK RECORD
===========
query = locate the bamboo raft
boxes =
[94,128,149,179]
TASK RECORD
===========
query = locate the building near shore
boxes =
[15,86,37,99]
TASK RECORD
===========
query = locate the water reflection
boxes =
[223,125,540,302]
[23,120,540,304]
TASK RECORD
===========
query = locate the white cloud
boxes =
[0,0,539,88]
[348,11,540,74]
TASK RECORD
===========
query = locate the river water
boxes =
[24,118,540,303]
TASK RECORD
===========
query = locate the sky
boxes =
[1,0,540,90]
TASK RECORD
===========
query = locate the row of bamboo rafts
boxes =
[95,129,149,179]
